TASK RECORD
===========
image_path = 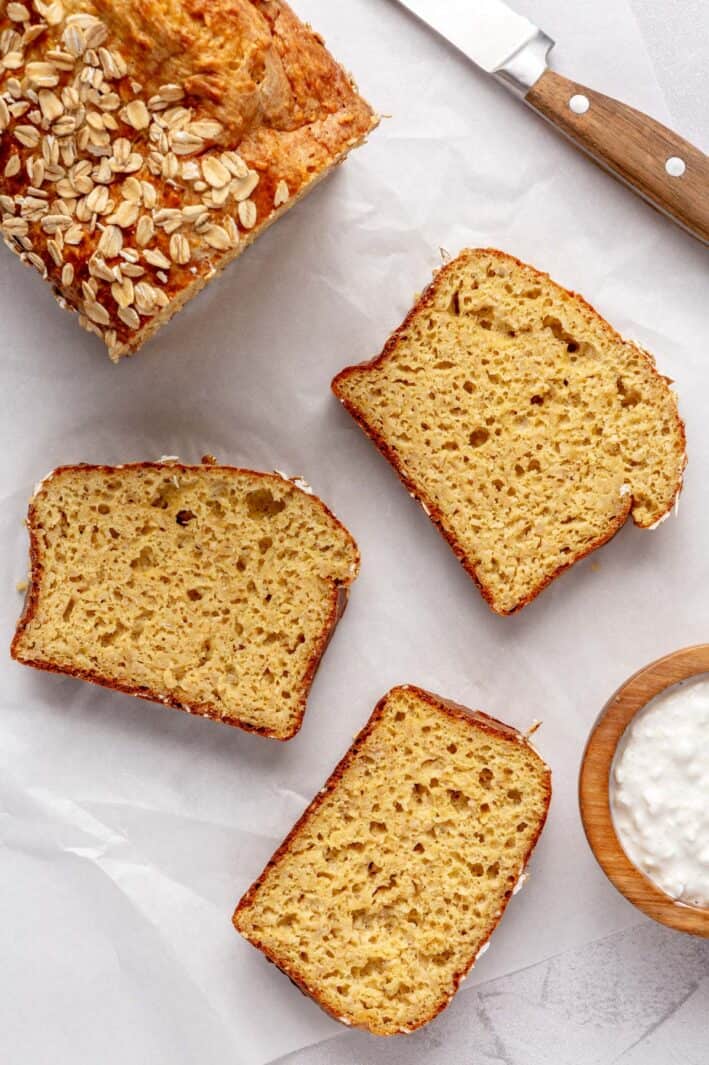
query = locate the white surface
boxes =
[611,676,709,908]
[1,1,707,1063]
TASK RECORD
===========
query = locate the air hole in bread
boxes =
[469,428,490,448]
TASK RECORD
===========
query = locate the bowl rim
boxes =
[579,643,709,937]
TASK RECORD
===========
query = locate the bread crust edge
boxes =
[332,247,687,616]
[112,112,380,360]
[232,684,552,1035]
[10,462,360,740]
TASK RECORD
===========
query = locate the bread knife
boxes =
[394,0,709,245]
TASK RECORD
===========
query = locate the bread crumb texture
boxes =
[11,461,359,738]
[234,686,551,1034]
[0,1,377,359]
[333,249,686,615]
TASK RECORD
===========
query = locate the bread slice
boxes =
[11,458,359,739]
[233,685,551,1035]
[333,249,686,615]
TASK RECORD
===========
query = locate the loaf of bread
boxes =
[333,249,686,615]
[11,458,359,738]
[0,1,377,359]
[234,685,551,1035]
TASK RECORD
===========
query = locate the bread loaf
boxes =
[333,249,686,615]
[0,1,377,359]
[234,685,551,1034]
[11,458,359,738]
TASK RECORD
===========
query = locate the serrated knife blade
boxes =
[394,0,709,244]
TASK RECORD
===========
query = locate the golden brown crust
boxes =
[332,248,687,616]
[11,461,360,739]
[0,1,378,359]
[233,685,552,1033]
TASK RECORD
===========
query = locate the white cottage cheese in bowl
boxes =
[611,677,709,909]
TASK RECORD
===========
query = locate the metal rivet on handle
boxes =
[569,94,590,115]
[665,156,686,177]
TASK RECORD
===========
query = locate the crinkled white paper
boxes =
[0,2,706,1063]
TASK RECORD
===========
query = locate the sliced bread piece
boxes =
[12,459,359,739]
[333,249,686,615]
[233,685,551,1035]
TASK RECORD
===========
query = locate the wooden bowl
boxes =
[579,644,709,937]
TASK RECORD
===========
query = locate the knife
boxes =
[395,0,709,245]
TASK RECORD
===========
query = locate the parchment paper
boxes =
[1,1,707,1063]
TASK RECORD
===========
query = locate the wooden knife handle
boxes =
[526,69,709,245]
